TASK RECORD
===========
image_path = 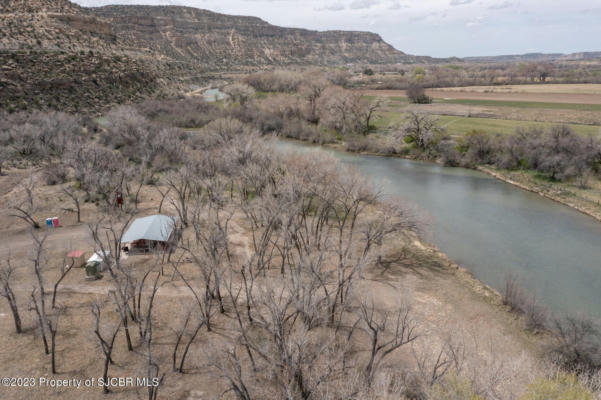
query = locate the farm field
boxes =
[433,84,601,95]
[365,84,601,136]
[375,112,600,136]
[434,98,601,112]
[364,94,601,112]
[363,87,601,105]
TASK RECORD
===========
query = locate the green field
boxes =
[376,112,601,136]
[433,98,601,112]
[364,94,601,112]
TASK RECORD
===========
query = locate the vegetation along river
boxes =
[277,140,601,320]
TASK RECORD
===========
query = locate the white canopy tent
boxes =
[121,215,177,254]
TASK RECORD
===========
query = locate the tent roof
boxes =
[87,251,110,264]
[67,250,85,258]
[121,215,176,243]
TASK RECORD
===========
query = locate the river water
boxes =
[277,140,601,319]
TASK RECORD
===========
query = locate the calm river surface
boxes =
[277,140,601,319]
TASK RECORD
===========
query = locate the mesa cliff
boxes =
[0,0,417,113]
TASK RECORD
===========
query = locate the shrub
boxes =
[462,130,496,166]
[43,163,69,185]
[243,70,304,92]
[406,82,432,104]
[519,373,594,400]
[551,317,601,373]
[223,83,255,106]
[502,274,548,332]
[428,374,483,400]
[137,97,218,128]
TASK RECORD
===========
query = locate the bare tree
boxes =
[318,87,364,136]
[406,81,432,104]
[171,308,205,373]
[224,83,256,106]
[62,185,82,223]
[46,306,64,374]
[413,340,460,389]
[164,167,195,227]
[209,346,253,400]
[30,288,49,354]
[358,97,386,135]
[299,78,329,123]
[0,257,22,333]
[401,112,442,150]
[88,213,135,274]
[155,186,171,214]
[171,256,216,332]
[358,297,418,384]
[89,214,139,352]
[52,253,76,309]
[552,316,601,372]
[144,337,165,400]
[137,267,161,341]
[29,232,49,353]
[91,301,122,394]
[9,175,40,229]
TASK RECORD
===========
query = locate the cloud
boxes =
[349,0,379,10]
[580,7,601,14]
[449,0,475,6]
[388,1,408,10]
[409,11,438,22]
[488,1,513,10]
[315,2,345,11]
[466,15,483,27]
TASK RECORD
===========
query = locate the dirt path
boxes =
[0,224,93,259]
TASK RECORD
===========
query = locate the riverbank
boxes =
[479,167,601,223]
[281,136,601,225]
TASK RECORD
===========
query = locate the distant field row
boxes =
[376,112,601,137]
[434,84,601,95]
[364,94,601,112]
[433,98,601,112]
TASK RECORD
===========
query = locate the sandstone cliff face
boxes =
[90,5,415,68]
[1,1,415,113]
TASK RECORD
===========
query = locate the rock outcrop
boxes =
[91,5,417,68]
[0,0,419,113]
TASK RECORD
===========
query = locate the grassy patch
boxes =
[435,84,601,95]
[375,112,600,136]
[434,98,601,112]
[437,116,600,136]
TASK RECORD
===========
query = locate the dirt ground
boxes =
[0,167,546,399]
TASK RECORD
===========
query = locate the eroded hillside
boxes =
[90,5,419,68]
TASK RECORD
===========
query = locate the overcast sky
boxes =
[73,0,601,58]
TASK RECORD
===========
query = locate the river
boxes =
[277,140,601,319]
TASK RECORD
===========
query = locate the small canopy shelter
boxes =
[121,215,177,254]
[67,250,86,268]
[85,250,111,280]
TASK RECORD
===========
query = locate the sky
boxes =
[73,0,601,58]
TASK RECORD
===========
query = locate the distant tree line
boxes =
[345,60,601,89]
